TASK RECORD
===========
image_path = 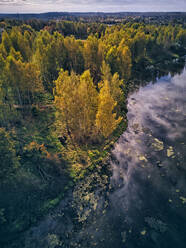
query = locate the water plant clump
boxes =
[152,138,164,151]
[145,217,167,233]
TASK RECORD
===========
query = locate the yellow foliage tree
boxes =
[54,70,80,141]
[78,70,98,141]
[6,56,42,106]
[54,70,98,143]
[96,80,122,138]
[117,43,132,81]
[83,36,104,82]
[100,61,124,113]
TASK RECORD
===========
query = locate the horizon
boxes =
[1,11,186,14]
[0,0,186,14]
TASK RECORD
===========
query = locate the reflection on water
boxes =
[108,67,186,248]
[79,68,186,248]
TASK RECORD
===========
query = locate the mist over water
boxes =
[108,67,186,248]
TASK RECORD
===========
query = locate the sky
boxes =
[0,0,186,13]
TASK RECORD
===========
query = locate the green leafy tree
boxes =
[64,36,84,74]
[0,30,12,56]
[34,31,67,93]
[117,43,132,80]
[0,128,20,182]
[177,29,186,47]
[6,56,43,107]
[83,35,104,82]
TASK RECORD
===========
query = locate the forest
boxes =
[0,12,186,25]
[0,18,186,247]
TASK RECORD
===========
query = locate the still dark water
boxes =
[25,67,186,248]
[108,68,186,247]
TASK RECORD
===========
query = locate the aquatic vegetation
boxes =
[180,196,186,204]
[145,217,167,233]
[121,231,127,242]
[152,138,164,151]
[46,234,61,248]
[132,123,140,131]
[72,170,109,223]
[167,146,174,157]
[125,148,131,155]
[139,155,148,162]
[141,230,147,235]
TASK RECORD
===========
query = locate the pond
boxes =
[108,67,186,248]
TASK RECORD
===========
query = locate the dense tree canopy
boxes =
[0,21,185,141]
[0,128,19,182]
[0,19,185,247]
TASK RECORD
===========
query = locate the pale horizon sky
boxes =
[0,0,186,14]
